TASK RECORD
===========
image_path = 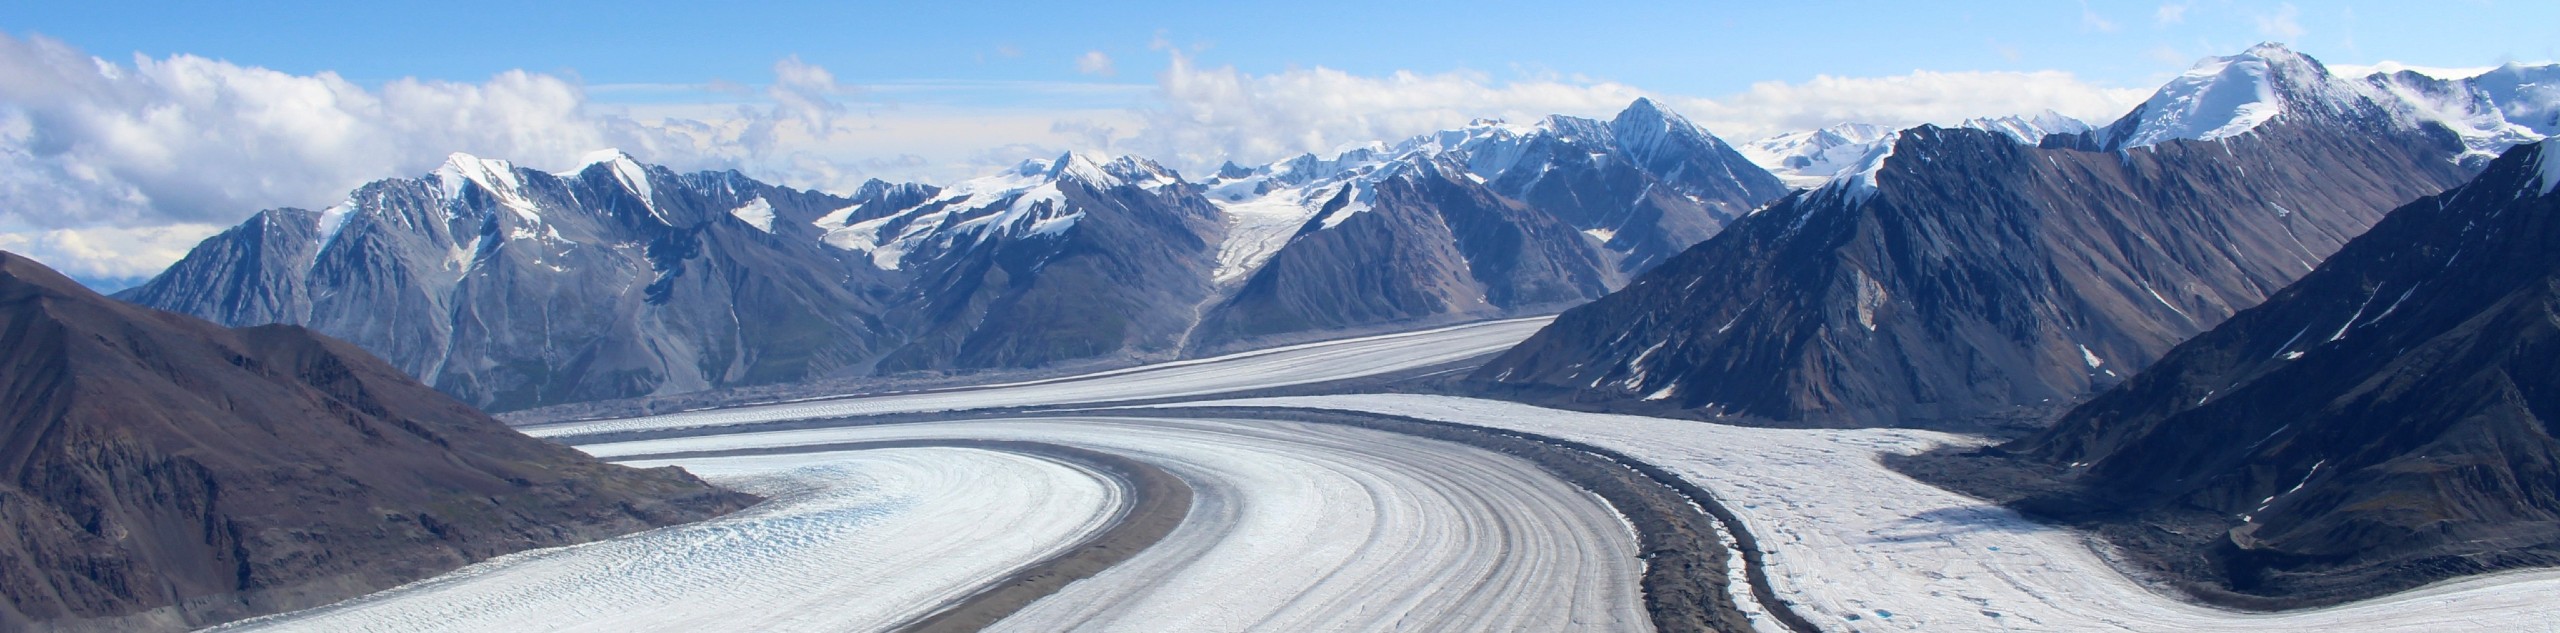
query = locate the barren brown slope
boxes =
[0,251,754,632]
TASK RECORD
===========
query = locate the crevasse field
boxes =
[231,318,2560,632]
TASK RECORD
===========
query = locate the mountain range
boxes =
[1471,44,2504,428]
[38,40,2560,617]
[119,99,1785,411]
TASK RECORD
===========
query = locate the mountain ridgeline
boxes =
[121,99,1786,411]
[0,252,754,631]
[1472,44,2481,428]
[1994,140,2560,606]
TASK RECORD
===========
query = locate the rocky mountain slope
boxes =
[123,100,1785,410]
[122,151,904,412]
[0,251,754,632]
[1993,139,2560,605]
[1187,99,1784,351]
[1473,44,2479,428]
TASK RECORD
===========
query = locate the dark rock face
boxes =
[2004,140,2560,604]
[0,251,753,631]
[1474,48,2474,427]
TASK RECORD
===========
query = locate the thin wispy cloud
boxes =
[2081,2,2120,33]
[2256,3,2306,40]
[2154,2,2189,26]
[1078,51,1117,77]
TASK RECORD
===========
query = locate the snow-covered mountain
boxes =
[1178,98,1786,351]
[1739,113,2089,190]
[1736,122,1898,189]
[846,152,1227,372]
[2361,61,2560,165]
[1958,110,2093,144]
[1475,44,2476,427]
[124,150,905,411]
[123,99,1786,409]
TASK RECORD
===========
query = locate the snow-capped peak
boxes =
[1740,122,1900,189]
[1609,97,1687,139]
[1610,98,1711,166]
[822,155,1102,269]
[1815,129,1900,205]
[1045,152,1123,188]
[560,148,658,212]
[567,148,639,172]
[432,152,544,224]
[2104,43,2375,150]
[1960,110,2093,144]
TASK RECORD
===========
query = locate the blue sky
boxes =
[9,1,2553,104]
[0,0,2554,282]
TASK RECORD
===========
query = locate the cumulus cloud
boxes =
[1673,71,2148,141]
[0,33,985,281]
[1076,51,1116,77]
[0,222,224,283]
[0,31,2157,285]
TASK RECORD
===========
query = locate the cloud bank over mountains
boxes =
[0,31,2151,282]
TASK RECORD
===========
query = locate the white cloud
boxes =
[0,33,1119,281]
[2154,2,2189,26]
[2256,3,2305,41]
[0,223,223,282]
[1112,51,2147,177]
[1077,51,1116,77]
[1681,72,2148,140]
[1118,52,1654,170]
[0,32,2155,285]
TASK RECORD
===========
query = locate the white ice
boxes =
[216,447,1120,632]
[520,316,1551,438]
[578,416,1651,632]
[727,197,775,233]
[1149,394,2560,632]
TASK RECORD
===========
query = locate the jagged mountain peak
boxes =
[432,152,534,202]
[1616,96,1670,121]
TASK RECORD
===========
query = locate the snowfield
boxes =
[217,448,1122,632]
[521,316,1550,438]
[1141,394,2560,632]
